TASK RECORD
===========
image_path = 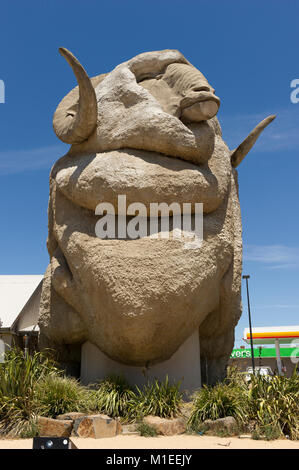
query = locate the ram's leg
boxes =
[199,323,235,385]
[38,330,82,378]
[38,250,87,376]
[199,260,242,385]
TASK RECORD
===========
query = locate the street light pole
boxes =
[243,275,255,372]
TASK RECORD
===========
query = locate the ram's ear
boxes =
[230,115,276,168]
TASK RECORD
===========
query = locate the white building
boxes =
[0,275,43,360]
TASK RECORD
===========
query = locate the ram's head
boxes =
[53,48,274,169]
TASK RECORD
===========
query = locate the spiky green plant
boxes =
[0,349,59,436]
[92,375,136,418]
[188,383,245,430]
[226,365,247,388]
[244,371,299,439]
[189,369,299,440]
[35,375,91,417]
[127,376,182,421]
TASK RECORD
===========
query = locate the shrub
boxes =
[244,371,299,440]
[136,422,157,437]
[188,383,245,430]
[0,349,59,436]
[35,375,91,417]
[226,366,247,388]
[252,423,282,441]
[189,372,299,440]
[1,347,298,440]
[127,376,182,421]
[92,375,136,418]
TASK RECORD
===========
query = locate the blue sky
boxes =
[0,0,298,347]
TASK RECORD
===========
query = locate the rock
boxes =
[73,414,121,439]
[203,416,238,435]
[116,418,122,435]
[37,416,73,437]
[121,424,139,435]
[143,416,186,436]
[56,412,86,421]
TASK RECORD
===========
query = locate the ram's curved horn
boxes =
[53,48,97,144]
[231,115,276,168]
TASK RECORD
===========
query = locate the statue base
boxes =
[80,330,201,396]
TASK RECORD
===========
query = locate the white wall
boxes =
[14,282,42,331]
[0,275,43,328]
[81,330,201,396]
[0,333,14,362]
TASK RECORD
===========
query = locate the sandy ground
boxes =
[0,434,299,449]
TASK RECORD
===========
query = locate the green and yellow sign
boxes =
[231,347,299,359]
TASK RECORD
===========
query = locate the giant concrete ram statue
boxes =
[38,49,275,385]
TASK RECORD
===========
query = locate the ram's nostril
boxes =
[192,86,211,93]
